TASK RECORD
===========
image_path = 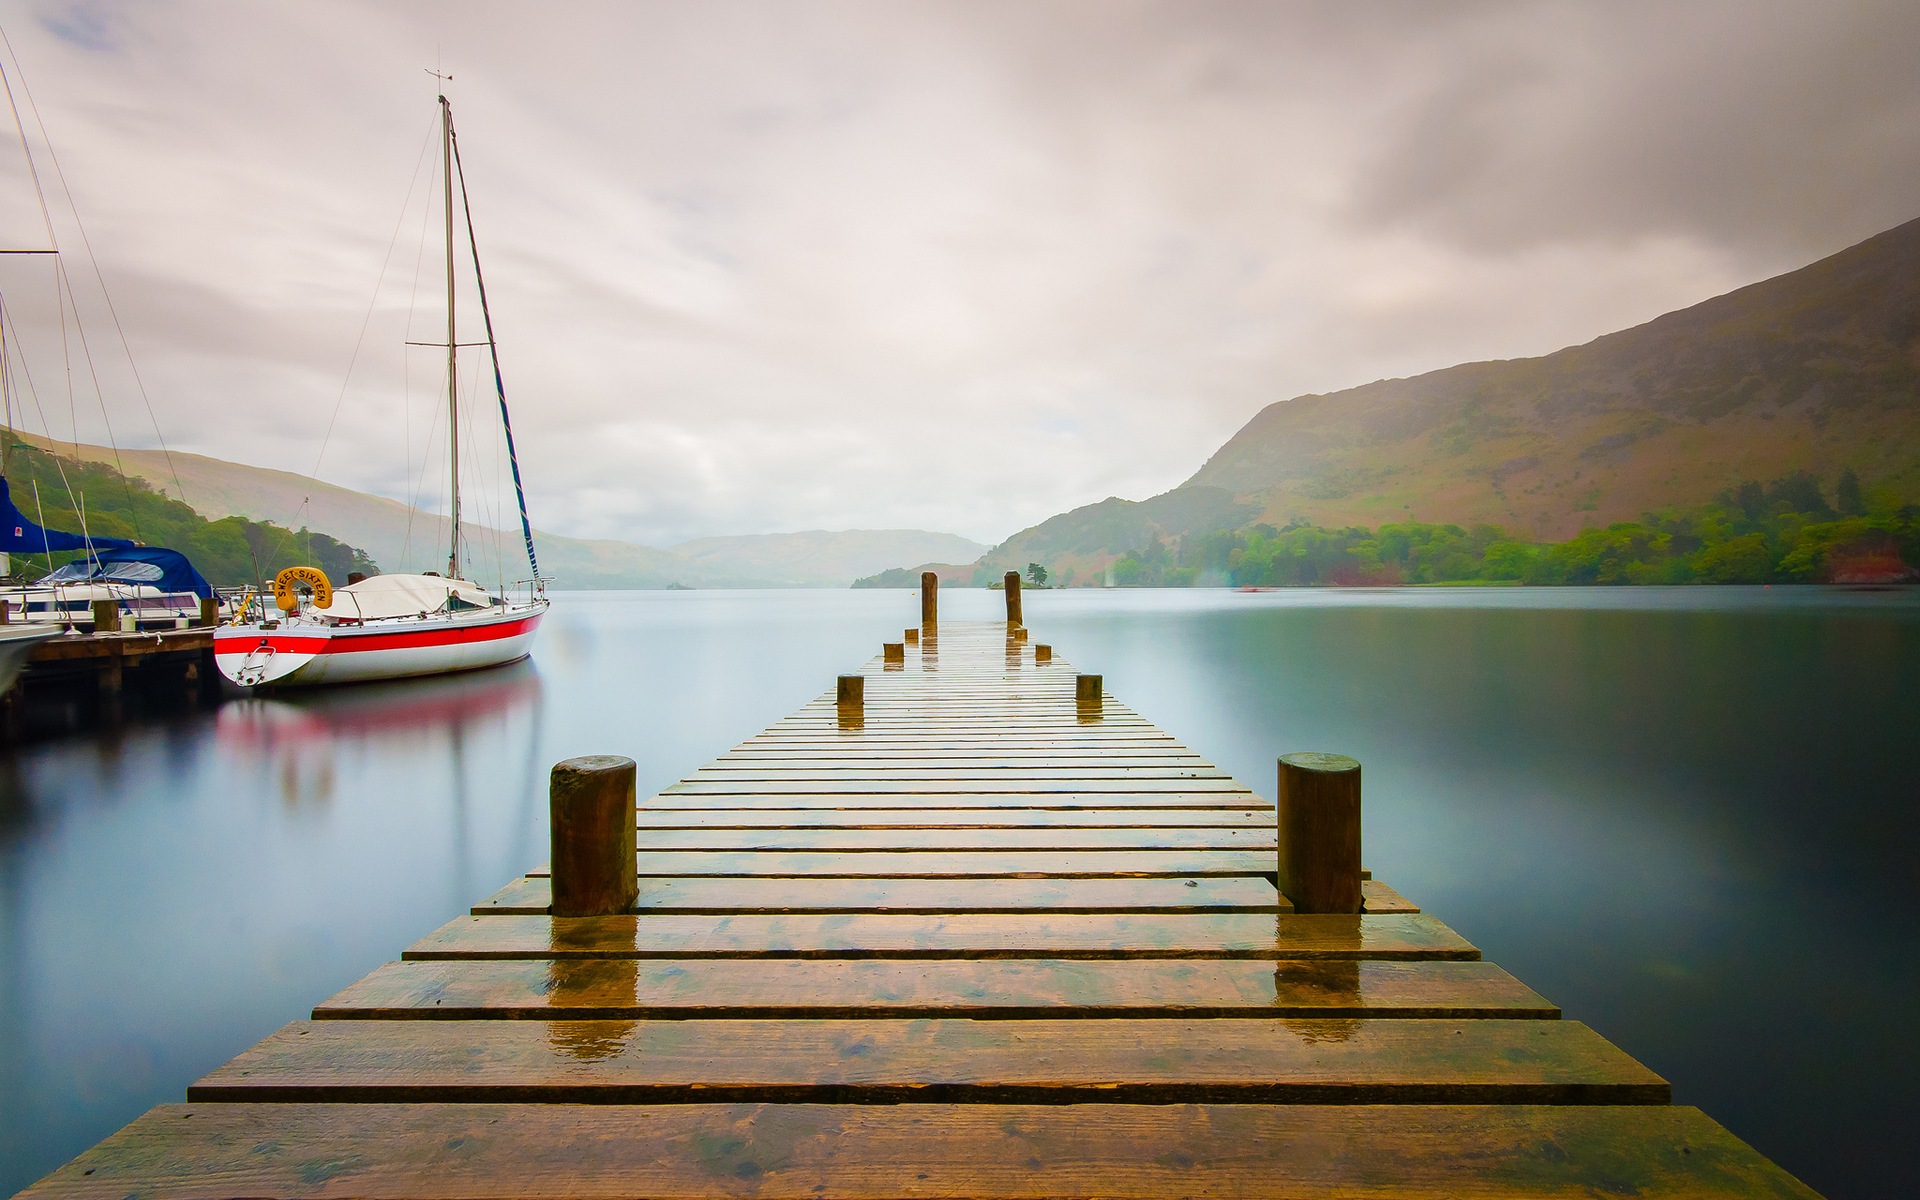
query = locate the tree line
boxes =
[1102,470,1917,587]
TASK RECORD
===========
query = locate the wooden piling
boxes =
[838,674,865,710]
[1036,643,1052,664]
[91,599,117,633]
[920,572,938,627]
[1276,752,1363,915]
[883,642,905,664]
[904,628,919,644]
[0,597,9,624]
[548,756,638,917]
[1076,673,1103,712]
[197,597,220,627]
[1004,570,1023,626]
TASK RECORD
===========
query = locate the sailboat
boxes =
[215,93,549,688]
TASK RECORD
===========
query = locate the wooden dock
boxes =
[14,607,1817,1198]
[3,624,218,739]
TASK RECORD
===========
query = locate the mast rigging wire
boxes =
[445,100,540,580]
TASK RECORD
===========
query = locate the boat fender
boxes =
[273,566,333,612]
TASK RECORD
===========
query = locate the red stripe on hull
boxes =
[215,614,541,656]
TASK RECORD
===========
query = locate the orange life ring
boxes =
[273,565,333,612]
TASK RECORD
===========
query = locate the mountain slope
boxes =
[16,434,982,587]
[1187,215,1920,538]
[975,214,1920,574]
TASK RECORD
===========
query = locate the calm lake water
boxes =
[2,586,1916,1198]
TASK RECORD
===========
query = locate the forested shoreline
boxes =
[1110,471,1916,587]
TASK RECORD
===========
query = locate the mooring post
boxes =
[0,598,10,625]
[1276,752,1363,914]
[1012,627,1028,643]
[549,755,638,917]
[1075,673,1103,715]
[1004,570,1023,626]
[91,599,118,634]
[1035,643,1052,664]
[837,673,865,729]
[883,642,905,664]
[904,628,919,644]
[197,597,220,628]
[920,571,938,628]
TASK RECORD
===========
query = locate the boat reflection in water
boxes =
[216,661,546,814]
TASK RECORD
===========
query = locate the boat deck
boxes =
[14,620,1816,1198]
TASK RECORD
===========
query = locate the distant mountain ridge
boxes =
[970,213,1920,578]
[16,433,986,588]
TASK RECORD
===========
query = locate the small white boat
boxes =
[216,573,545,687]
[0,622,59,694]
[1,545,228,630]
[216,91,549,690]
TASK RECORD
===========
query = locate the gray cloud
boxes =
[0,0,1910,547]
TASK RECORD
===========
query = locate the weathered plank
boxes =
[629,825,1280,848]
[188,1018,1668,1105]
[662,778,1254,794]
[684,767,1237,781]
[634,807,1277,829]
[316,958,1557,1020]
[473,875,1286,915]
[642,792,1270,809]
[605,849,1276,877]
[404,912,1480,961]
[18,1102,1818,1200]
[709,752,1219,764]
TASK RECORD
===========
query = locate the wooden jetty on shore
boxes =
[1,601,221,739]
[14,574,1816,1198]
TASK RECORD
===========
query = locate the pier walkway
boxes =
[17,618,1814,1198]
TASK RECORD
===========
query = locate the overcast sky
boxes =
[0,0,1915,547]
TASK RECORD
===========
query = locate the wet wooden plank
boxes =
[662,779,1253,794]
[601,849,1276,877]
[316,958,1558,1021]
[474,875,1286,915]
[706,748,1213,756]
[188,1018,1668,1105]
[633,808,1277,829]
[17,1102,1819,1200]
[642,792,1270,809]
[1361,879,1421,913]
[684,767,1238,781]
[630,826,1279,848]
[404,912,1480,961]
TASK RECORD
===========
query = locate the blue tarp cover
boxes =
[39,545,215,599]
[0,476,137,554]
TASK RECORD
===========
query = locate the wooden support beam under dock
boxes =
[13,619,1818,1199]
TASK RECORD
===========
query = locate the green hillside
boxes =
[959,214,1920,582]
[2,442,376,587]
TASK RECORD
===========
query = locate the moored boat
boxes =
[216,571,544,687]
[216,90,549,689]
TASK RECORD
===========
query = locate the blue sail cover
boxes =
[40,546,215,599]
[0,476,137,554]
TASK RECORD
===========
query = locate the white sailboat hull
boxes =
[214,602,545,688]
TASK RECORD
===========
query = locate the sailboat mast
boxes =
[440,94,461,579]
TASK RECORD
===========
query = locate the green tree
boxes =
[1837,467,1864,516]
